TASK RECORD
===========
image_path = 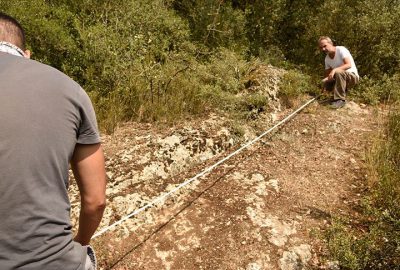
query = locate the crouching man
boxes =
[318,36,359,109]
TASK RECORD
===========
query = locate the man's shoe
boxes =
[330,99,346,109]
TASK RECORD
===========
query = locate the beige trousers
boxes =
[324,70,359,100]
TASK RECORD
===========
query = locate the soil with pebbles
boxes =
[67,65,383,269]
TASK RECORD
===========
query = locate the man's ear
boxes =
[24,49,30,59]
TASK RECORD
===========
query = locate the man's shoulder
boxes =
[30,58,77,82]
[7,54,82,91]
[337,46,351,54]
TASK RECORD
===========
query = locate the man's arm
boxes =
[321,68,333,91]
[324,68,332,79]
[327,57,352,80]
[71,143,106,245]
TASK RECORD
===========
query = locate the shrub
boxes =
[278,70,317,107]
[351,74,400,105]
[3,0,399,132]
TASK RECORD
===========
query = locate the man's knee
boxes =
[334,69,346,79]
[334,70,358,86]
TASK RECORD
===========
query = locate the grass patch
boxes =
[278,70,318,107]
[325,104,400,270]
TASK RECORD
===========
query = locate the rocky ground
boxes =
[67,65,384,269]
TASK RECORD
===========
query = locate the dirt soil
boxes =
[70,98,383,270]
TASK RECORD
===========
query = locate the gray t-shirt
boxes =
[0,52,100,269]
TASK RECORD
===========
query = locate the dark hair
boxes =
[0,12,26,50]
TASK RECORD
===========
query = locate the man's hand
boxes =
[321,77,332,92]
[328,68,336,81]
[71,143,106,245]
[322,77,330,83]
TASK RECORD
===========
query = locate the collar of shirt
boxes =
[0,41,25,57]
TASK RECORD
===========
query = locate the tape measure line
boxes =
[92,97,316,239]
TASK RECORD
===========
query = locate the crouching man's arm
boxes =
[71,143,107,245]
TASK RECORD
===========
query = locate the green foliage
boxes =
[325,217,398,270]
[352,74,400,105]
[372,106,400,216]
[279,70,314,97]
[81,0,201,131]
[303,0,400,78]
[230,120,246,138]
[198,48,250,94]
[278,70,317,107]
[2,0,400,132]
[2,1,84,77]
[326,104,400,270]
[242,0,284,58]
[172,0,247,51]
[325,219,367,269]
[234,93,268,120]
[274,0,325,67]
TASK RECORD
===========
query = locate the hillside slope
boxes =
[70,99,383,269]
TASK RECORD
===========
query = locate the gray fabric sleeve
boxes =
[77,89,101,144]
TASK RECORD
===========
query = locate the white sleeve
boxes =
[339,47,351,59]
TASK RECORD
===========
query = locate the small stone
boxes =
[326,260,340,270]
[279,244,312,270]
[267,179,280,192]
[278,251,299,270]
[246,262,262,270]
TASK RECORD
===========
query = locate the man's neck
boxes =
[328,46,336,59]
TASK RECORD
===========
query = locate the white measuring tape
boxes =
[92,97,316,239]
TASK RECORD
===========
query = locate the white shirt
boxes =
[325,46,359,78]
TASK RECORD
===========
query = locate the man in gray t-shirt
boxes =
[0,13,106,269]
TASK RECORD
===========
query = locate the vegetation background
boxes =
[1,0,399,269]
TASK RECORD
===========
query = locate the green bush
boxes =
[372,106,400,217]
[2,0,400,132]
[279,70,316,97]
[302,0,400,78]
[172,0,247,50]
[352,74,400,105]
[198,48,250,94]
[278,70,317,107]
